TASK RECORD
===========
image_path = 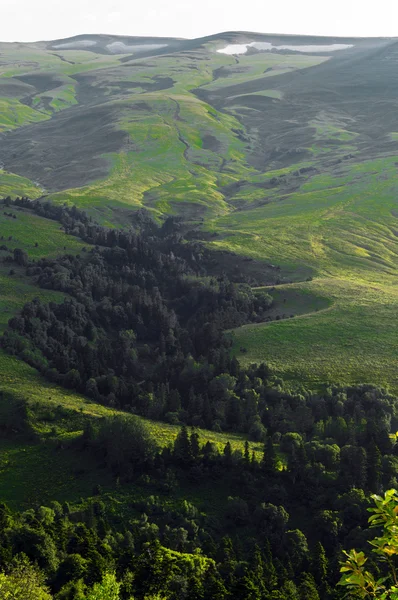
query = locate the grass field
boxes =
[0,97,50,131]
[0,206,88,334]
[232,279,398,391]
[201,50,328,91]
[0,170,44,198]
[253,284,332,319]
[216,157,398,390]
[0,207,87,257]
[49,92,251,218]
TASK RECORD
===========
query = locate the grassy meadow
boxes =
[0,207,88,257]
[0,170,44,198]
[1,36,398,403]
[214,157,398,390]
[0,207,88,331]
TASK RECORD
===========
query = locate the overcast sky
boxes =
[2,0,398,42]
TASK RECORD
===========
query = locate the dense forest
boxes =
[0,196,398,599]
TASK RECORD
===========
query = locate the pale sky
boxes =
[1,0,398,43]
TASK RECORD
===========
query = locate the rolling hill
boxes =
[1,31,398,390]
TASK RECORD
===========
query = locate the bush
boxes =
[94,415,158,474]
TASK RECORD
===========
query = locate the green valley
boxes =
[2,22,398,600]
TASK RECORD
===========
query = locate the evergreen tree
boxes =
[298,573,320,600]
[280,580,300,600]
[312,541,330,598]
[262,436,277,474]
[367,440,382,492]
[203,564,227,599]
[223,442,232,467]
[190,428,200,460]
[251,451,257,468]
[244,440,250,467]
[233,571,262,600]
[173,425,193,465]
[249,545,268,598]
[263,540,278,591]
[218,537,237,592]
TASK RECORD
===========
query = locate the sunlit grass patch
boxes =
[0,97,49,132]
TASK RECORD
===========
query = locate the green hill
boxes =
[1,31,398,391]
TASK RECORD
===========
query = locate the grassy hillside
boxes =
[0,206,87,328]
[215,156,398,390]
[1,32,398,391]
[232,279,398,390]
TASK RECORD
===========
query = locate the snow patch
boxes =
[217,41,354,55]
[106,42,168,54]
[53,40,97,49]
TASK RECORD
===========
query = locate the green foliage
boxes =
[92,415,158,473]
[339,489,398,598]
[0,555,52,599]
[298,573,320,600]
[85,573,121,600]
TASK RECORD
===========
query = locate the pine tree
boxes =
[190,428,200,460]
[312,541,330,598]
[367,440,382,492]
[233,571,261,600]
[262,436,277,474]
[249,545,267,598]
[203,564,227,599]
[298,573,320,600]
[202,394,213,429]
[280,580,300,599]
[218,536,237,592]
[244,440,250,467]
[263,540,278,591]
[173,425,193,465]
[223,441,232,467]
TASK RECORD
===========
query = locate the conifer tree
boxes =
[263,540,278,591]
[233,571,261,600]
[367,439,382,492]
[203,564,227,600]
[244,440,250,466]
[262,436,277,474]
[190,428,200,460]
[173,425,193,465]
[298,573,320,600]
[223,441,232,467]
[249,545,268,598]
[312,541,330,598]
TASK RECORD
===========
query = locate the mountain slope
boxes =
[1,32,398,389]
